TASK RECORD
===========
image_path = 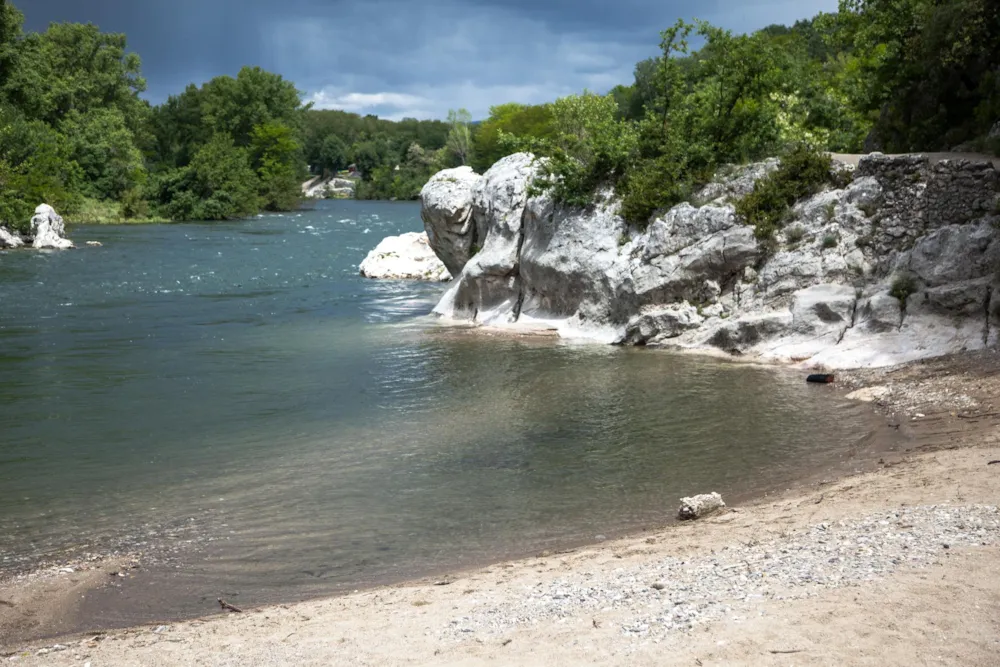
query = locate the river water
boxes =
[0,200,874,628]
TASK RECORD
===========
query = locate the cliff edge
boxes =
[419,153,1000,369]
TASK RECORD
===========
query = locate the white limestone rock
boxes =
[359,232,451,282]
[678,493,726,520]
[419,155,1000,368]
[31,204,73,249]
[420,166,482,276]
[623,303,705,345]
[0,226,24,248]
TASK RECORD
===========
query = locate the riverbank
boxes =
[3,350,998,665]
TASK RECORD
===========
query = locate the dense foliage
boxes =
[1,0,998,229]
[496,2,1000,227]
[301,107,471,201]
[734,147,836,241]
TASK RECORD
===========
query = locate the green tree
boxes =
[62,108,146,201]
[318,134,348,174]
[200,67,305,147]
[154,135,260,221]
[840,0,1000,150]
[445,108,473,166]
[250,121,303,211]
[471,103,555,172]
[1,20,147,132]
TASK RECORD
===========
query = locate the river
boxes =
[0,200,875,630]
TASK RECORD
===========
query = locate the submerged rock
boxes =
[359,232,451,282]
[31,204,73,250]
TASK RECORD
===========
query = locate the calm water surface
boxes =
[0,201,874,627]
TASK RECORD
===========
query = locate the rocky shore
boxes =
[416,153,1000,369]
[0,205,74,250]
[4,350,999,666]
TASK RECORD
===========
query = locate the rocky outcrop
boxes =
[0,225,24,249]
[359,232,451,282]
[302,176,357,199]
[420,153,1000,368]
[31,205,74,250]
[419,166,481,276]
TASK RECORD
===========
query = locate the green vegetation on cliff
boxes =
[496,0,1000,226]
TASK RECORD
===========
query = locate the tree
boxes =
[200,67,305,148]
[839,0,1000,150]
[0,0,23,95]
[318,134,348,174]
[1,20,147,132]
[471,103,555,172]
[154,135,260,221]
[250,121,303,211]
[62,108,146,200]
[446,108,473,166]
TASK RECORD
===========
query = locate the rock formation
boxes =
[359,232,451,282]
[0,225,24,249]
[31,204,74,249]
[302,176,357,199]
[420,153,1000,368]
[419,166,481,276]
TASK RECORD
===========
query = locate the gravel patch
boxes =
[440,505,1000,642]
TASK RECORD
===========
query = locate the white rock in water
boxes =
[0,225,24,248]
[678,493,726,520]
[31,204,73,250]
[359,232,451,282]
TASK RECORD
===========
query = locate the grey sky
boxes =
[20,0,837,120]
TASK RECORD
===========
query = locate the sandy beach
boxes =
[3,350,1000,666]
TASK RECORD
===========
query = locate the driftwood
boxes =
[218,598,243,613]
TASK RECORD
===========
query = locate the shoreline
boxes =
[3,350,999,664]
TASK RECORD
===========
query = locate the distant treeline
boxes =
[0,0,472,227]
[1,0,997,228]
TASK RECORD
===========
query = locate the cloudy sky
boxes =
[21,0,836,120]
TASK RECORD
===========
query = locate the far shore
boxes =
[2,350,999,665]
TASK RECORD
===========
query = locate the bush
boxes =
[890,273,918,306]
[786,225,806,243]
[735,145,833,240]
[822,233,839,248]
[514,93,638,208]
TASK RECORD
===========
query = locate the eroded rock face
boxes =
[359,232,451,282]
[31,205,73,250]
[420,152,1000,368]
[420,166,482,276]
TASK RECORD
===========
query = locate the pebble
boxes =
[437,505,1000,643]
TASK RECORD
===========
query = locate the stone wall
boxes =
[858,154,1000,271]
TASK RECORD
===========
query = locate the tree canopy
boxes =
[1,0,997,227]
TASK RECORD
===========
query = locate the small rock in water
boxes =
[678,493,726,520]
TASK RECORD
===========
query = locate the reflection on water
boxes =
[0,201,873,626]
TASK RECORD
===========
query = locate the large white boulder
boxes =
[420,166,482,276]
[359,232,451,282]
[31,204,73,250]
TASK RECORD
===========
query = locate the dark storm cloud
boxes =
[20,0,836,119]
